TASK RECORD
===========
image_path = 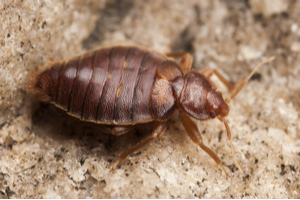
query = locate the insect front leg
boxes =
[110,121,169,172]
[166,52,193,75]
[201,68,234,92]
[180,111,230,178]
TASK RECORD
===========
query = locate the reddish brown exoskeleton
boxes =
[27,45,274,177]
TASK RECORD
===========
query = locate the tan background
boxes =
[0,0,299,198]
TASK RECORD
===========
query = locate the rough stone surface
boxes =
[1,0,300,198]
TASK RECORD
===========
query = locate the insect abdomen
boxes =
[30,46,167,124]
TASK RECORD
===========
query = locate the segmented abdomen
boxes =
[35,46,167,124]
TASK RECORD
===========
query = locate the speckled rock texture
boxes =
[1,0,300,198]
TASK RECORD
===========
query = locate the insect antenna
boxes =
[225,56,275,104]
[221,56,275,175]
[218,116,243,174]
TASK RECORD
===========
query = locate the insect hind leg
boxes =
[100,125,135,136]
[110,121,169,172]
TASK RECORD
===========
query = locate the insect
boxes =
[27,45,274,177]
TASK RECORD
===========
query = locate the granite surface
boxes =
[0,0,300,198]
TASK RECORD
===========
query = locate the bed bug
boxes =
[27,45,274,177]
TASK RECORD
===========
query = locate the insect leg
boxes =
[100,125,135,136]
[180,111,230,178]
[201,68,235,92]
[110,121,169,172]
[166,52,193,75]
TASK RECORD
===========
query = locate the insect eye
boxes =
[210,111,216,118]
